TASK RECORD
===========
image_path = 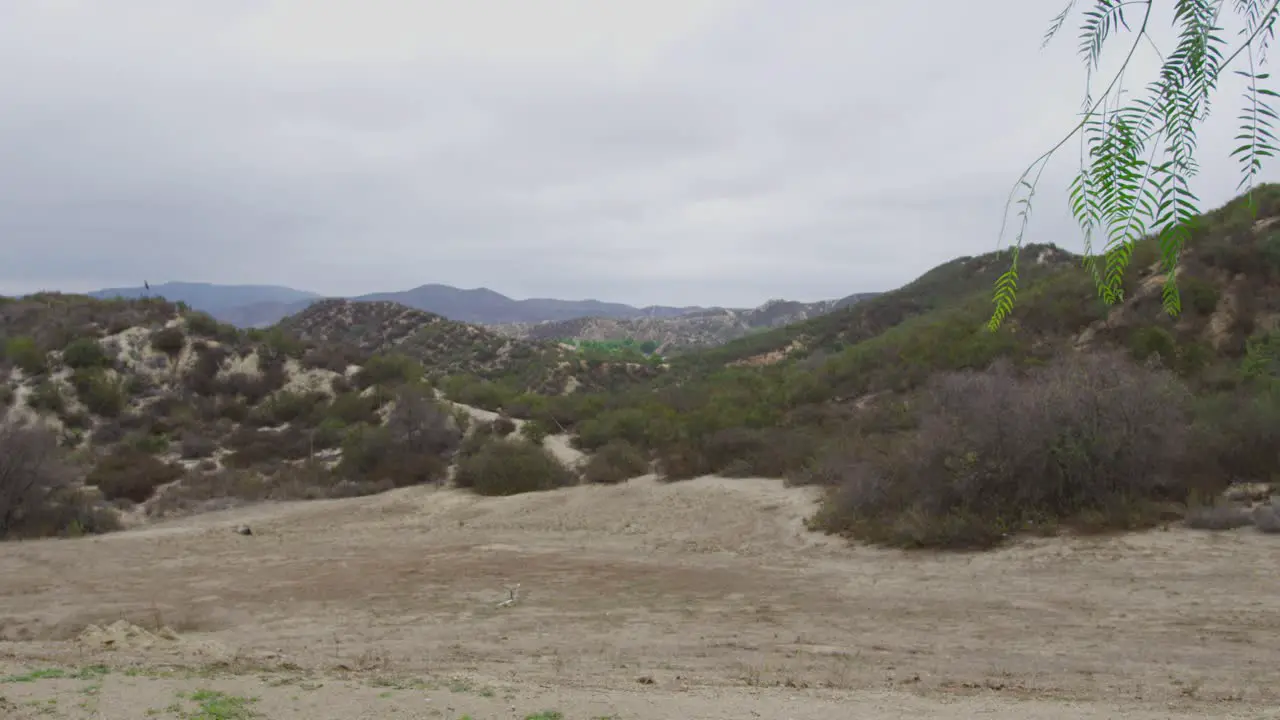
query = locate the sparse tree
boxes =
[993,0,1279,328]
[0,418,73,537]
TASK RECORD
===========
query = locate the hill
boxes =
[490,292,881,353]
[0,293,489,538]
[276,298,664,396]
[451,185,1280,548]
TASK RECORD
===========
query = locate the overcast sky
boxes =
[1,0,1276,307]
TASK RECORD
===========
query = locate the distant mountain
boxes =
[83,281,870,334]
[86,281,713,328]
[353,284,705,325]
[88,282,321,317]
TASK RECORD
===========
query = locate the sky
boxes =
[1,0,1277,307]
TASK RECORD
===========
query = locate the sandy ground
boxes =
[2,475,1279,719]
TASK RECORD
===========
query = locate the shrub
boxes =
[454,437,577,496]
[184,312,221,337]
[5,336,47,375]
[85,448,184,503]
[355,354,424,389]
[326,391,381,426]
[582,440,649,484]
[179,434,218,459]
[62,338,109,369]
[336,387,461,486]
[492,415,517,437]
[519,418,550,445]
[71,369,126,417]
[810,352,1196,549]
[27,381,66,414]
[0,421,74,537]
[150,326,186,358]
[1192,387,1280,483]
[1129,325,1176,363]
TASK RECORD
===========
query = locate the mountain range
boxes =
[86,281,872,332]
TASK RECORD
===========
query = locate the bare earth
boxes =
[2,475,1278,719]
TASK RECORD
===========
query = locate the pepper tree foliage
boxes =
[990,0,1280,330]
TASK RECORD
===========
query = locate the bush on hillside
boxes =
[1,421,69,535]
[454,436,577,496]
[4,336,47,375]
[150,326,186,358]
[70,369,126,417]
[27,381,66,414]
[806,352,1198,549]
[62,338,110,370]
[582,439,649,484]
[335,387,461,486]
[519,418,550,445]
[85,448,184,503]
[354,353,424,389]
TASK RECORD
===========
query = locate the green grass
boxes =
[180,689,260,720]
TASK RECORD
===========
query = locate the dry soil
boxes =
[2,475,1278,719]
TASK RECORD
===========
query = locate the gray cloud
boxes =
[2,0,1276,307]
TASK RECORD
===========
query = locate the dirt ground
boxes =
[2,475,1278,719]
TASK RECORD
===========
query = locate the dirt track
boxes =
[2,475,1278,719]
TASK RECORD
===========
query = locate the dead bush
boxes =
[582,439,649,484]
[85,448,184,503]
[810,352,1197,549]
[454,436,577,496]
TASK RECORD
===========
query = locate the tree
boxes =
[991,0,1279,329]
[0,419,73,537]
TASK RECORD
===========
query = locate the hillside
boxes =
[276,298,664,396]
[0,293,483,538]
[490,292,881,353]
[454,185,1280,548]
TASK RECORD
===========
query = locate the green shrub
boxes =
[150,326,186,358]
[5,336,47,375]
[582,440,649,484]
[326,391,381,425]
[70,369,126,417]
[454,437,577,496]
[28,381,65,414]
[184,311,221,337]
[355,354,424,389]
[128,431,171,454]
[519,418,550,445]
[62,338,109,369]
[1180,275,1220,315]
[1129,325,1176,363]
[86,449,184,503]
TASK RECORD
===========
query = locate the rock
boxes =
[1223,483,1272,504]
[234,524,252,536]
